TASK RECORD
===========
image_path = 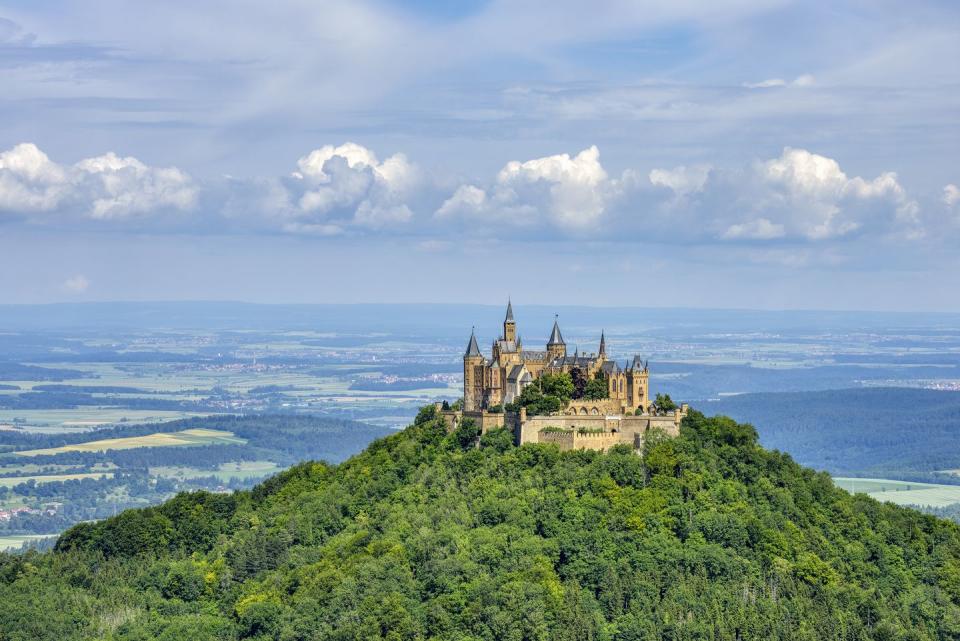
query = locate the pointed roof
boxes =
[599,330,606,355]
[547,316,565,346]
[464,328,481,357]
[504,299,514,322]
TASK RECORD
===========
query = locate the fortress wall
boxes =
[537,430,575,450]
[564,398,627,416]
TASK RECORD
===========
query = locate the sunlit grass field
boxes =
[13,428,245,457]
[834,477,960,508]
[0,471,114,487]
[150,460,280,482]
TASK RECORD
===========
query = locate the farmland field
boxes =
[0,408,212,433]
[834,477,960,508]
[150,460,281,482]
[13,428,245,457]
[0,471,114,487]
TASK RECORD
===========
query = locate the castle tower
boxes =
[627,356,649,412]
[503,299,516,342]
[463,328,484,411]
[547,316,567,361]
[599,330,606,358]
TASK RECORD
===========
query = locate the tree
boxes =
[655,393,677,413]
[570,368,588,399]
[583,374,608,401]
[453,418,480,449]
[540,372,574,403]
[516,384,563,416]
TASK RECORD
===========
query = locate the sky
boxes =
[0,0,958,310]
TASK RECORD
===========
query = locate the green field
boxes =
[0,408,211,433]
[0,534,56,552]
[13,428,245,457]
[150,460,281,482]
[834,477,960,507]
[0,471,114,487]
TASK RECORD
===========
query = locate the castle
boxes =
[442,301,687,452]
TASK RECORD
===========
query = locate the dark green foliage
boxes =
[4,407,960,640]
[571,367,588,399]
[654,392,677,412]
[452,418,481,449]
[583,373,608,400]
[517,384,564,416]
[540,372,574,403]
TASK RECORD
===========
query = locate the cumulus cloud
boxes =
[435,146,624,229]
[289,142,418,231]
[0,141,937,247]
[650,147,923,241]
[0,143,196,220]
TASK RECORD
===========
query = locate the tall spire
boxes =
[464,327,481,357]
[547,315,565,346]
[599,330,606,356]
[504,298,514,322]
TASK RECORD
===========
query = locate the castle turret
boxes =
[463,328,485,411]
[627,355,649,412]
[547,316,566,361]
[599,330,606,357]
[503,299,516,342]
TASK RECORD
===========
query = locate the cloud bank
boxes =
[0,141,941,247]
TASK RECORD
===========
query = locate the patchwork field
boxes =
[13,428,245,457]
[834,477,960,508]
[0,408,211,433]
[0,471,114,488]
[150,460,281,482]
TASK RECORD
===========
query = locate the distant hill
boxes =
[710,388,960,480]
[3,408,960,639]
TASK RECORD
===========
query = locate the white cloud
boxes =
[0,143,196,220]
[435,146,621,229]
[758,147,921,239]
[944,184,960,206]
[650,147,923,241]
[62,274,90,293]
[76,152,196,219]
[0,143,69,212]
[291,142,418,230]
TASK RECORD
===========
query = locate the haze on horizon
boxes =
[1,0,958,311]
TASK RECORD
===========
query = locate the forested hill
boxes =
[4,409,960,640]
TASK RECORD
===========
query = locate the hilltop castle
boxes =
[463,300,651,415]
[442,301,687,452]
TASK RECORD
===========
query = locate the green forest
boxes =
[3,407,960,640]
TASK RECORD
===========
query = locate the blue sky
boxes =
[0,0,958,310]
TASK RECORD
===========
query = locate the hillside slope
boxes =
[3,407,960,640]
